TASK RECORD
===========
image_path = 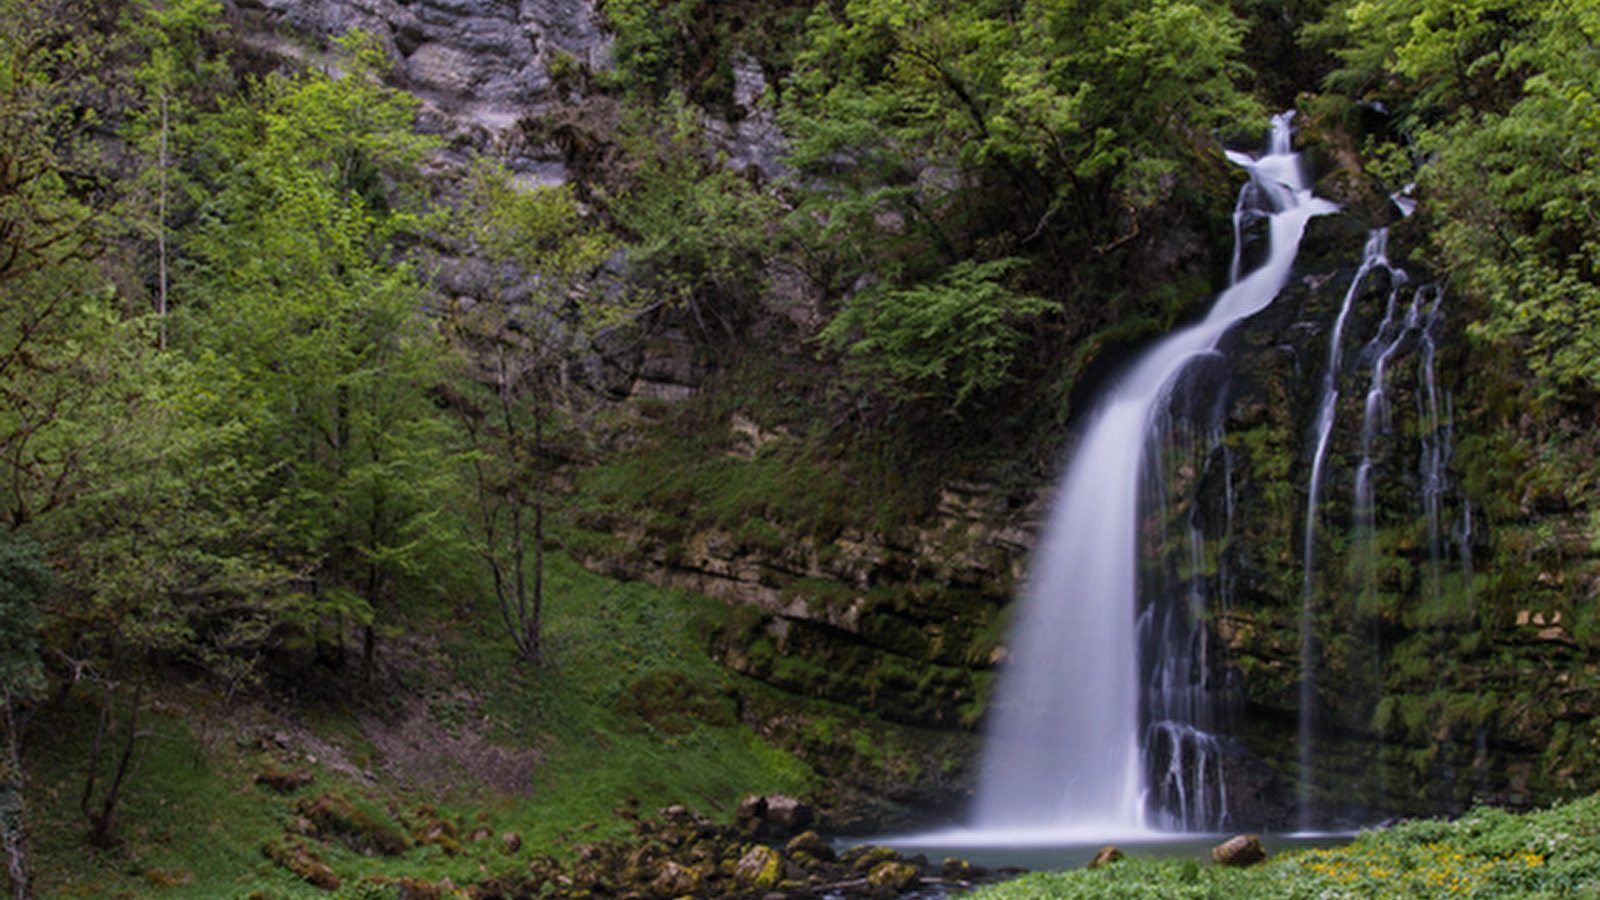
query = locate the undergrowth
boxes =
[24,553,815,899]
[970,794,1600,900]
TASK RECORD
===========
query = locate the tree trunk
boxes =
[1,702,33,900]
[81,670,144,849]
[529,408,545,668]
[156,92,168,352]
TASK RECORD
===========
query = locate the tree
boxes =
[180,34,464,671]
[780,0,1257,278]
[441,158,623,666]
[607,98,785,339]
[119,0,228,350]
[1314,0,1600,396]
[817,258,1059,411]
[777,0,1257,415]
[0,529,51,900]
[0,0,127,529]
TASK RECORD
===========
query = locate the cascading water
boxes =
[1296,229,1403,828]
[972,115,1337,835]
[1140,412,1237,832]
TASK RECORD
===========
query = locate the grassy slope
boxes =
[24,553,814,899]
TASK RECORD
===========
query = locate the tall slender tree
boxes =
[0,530,51,900]
[442,158,623,666]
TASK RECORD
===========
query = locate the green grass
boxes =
[969,794,1600,900]
[24,552,816,899]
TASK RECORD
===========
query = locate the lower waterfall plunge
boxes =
[972,115,1337,835]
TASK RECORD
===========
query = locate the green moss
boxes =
[733,517,787,554]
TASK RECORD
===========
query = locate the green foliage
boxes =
[597,0,813,109]
[1315,0,1600,398]
[0,528,51,702]
[179,34,465,644]
[819,258,1058,411]
[442,155,627,665]
[1308,0,1532,121]
[609,97,784,335]
[781,0,1257,269]
[968,795,1600,900]
[0,0,129,530]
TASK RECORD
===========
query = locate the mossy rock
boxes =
[262,835,341,890]
[866,860,921,892]
[294,791,413,856]
[732,844,783,891]
[842,844,900,875]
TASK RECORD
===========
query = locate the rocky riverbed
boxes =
[262,790,1013,899]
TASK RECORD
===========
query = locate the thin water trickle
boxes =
[972,114,1337,836]
[1296,229,1401,828]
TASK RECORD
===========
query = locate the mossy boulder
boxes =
[1087,846,1124,869]
[785,830,835,861]
[866,860,921,892]
[294,791,413,856]
[262,835,340,890]
[843,844,902,876]
[732,844,783,891]
[650,860,705,895]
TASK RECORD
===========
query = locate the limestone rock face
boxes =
[234,0,611,124]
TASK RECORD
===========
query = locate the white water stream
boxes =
[970,115,1337,837]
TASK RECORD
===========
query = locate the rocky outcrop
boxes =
[579,468,1040,730]
[234,0,610,108]
[228,0,610,187]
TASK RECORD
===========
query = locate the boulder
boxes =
[940,857,986,879]
[1210,834,1266,867]
[737,792,816,839]
[650,860,704,896]
[866,861,921,892]
[766,794,815,834]
[786,830,836,861]
[1087,846,1124,868]
[733,844,784,891]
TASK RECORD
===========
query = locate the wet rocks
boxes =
[263,790,994,898]
[532,798,989,899]
[737,792,815,840]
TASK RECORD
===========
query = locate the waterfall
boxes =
[1354,279,1425,586]
[972,114,1337,835]
[1291,225,1473,826]
[1417,289,1453,597]
[1296,229,1402,828]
